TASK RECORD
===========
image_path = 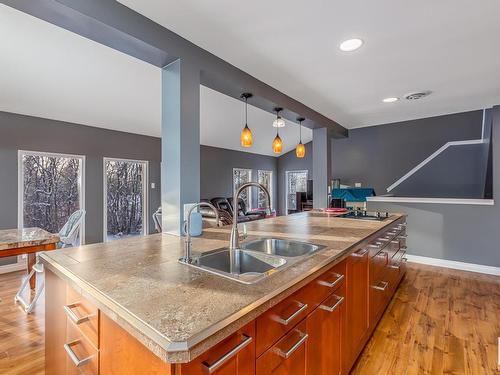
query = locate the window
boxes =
[233,168,252,209]
[257,170,273,209]
[285,170,308,214]
[104,158,148,242]
[18,150,85,241]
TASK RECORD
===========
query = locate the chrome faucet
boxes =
[229,182,271,250]
[181,202,219,263]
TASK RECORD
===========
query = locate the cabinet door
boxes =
[345,248,369,370]
[256,320,307,375]
[179,322,255,375]
[306,285,344,375]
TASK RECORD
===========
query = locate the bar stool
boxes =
[14,262,45,314]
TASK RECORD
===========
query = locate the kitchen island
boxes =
[40,211,407,375]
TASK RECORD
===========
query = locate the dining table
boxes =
[0,227,60,289]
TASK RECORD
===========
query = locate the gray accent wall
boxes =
[200,145,278,210]
[0,111,161,247]
[367,106,500,267]
[277,142,313,215]
[332,110,483,196]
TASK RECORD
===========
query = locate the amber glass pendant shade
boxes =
[295,116,306,158]
[272,133,283,154]
[240,124,253,147]
[296,141,305,158]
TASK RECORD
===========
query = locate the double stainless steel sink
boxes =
[185,238,325,284]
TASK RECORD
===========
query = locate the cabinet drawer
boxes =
[66,287,99,348]
[65,320,99,375]
[180,322,255,375]
[256,320,307,375]
[256,260,345,357]
[369,252,391,326]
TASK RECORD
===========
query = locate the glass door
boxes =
[285,170,308,215]
[233,168,252,209]
[104,158,148,241]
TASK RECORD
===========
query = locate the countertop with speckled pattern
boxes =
[0,227,59,251]
[40,212,403,363]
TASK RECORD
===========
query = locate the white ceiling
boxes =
[0,5,310,156]
[118,0,500,128]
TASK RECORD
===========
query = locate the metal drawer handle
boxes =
[318,273,344,288]
[64,340,94,368]
[390,240,400,245]
[319,295,344,312]
[371,281,389,291]
[63,303,91,325]
[275,302,308,325]
[375,251,388,258]
[276,332,309,359]
[351,248,368,258]
[202,334,252,374]
[398,234,408,239]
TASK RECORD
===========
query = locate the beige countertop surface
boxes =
[40,212,403,363]
[0,227,59,252]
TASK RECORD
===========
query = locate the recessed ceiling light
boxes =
[339,38,363,52]
[382,97,399,103]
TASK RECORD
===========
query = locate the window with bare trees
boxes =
[19,151,84,237]
[104,158,148,241]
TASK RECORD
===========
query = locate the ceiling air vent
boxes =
[404,91,432,100]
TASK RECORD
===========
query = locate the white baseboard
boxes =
[406,254,500,276]
[0,262,26,275]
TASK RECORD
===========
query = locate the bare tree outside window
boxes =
[105,159,147,241]
[21,152,83,235]
[286,171,308,213]
[233,168,252,209]
[257,170,273,209]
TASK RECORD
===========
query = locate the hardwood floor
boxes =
[0,271,44,375]
[352,263,500,375]
[0,264,498,374]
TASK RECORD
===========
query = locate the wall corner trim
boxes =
[406,254,500,276]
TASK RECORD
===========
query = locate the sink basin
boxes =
[185,249,287,284]
[241,238,325,258]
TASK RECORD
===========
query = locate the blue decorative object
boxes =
[185,212,203,236]
[332,188,376,202]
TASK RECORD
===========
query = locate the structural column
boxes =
[161,59,200,235]
[312,127,333,209]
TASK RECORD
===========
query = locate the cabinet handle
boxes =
[201,334,252,374]
[318,273,344,288]
[274,302,308,325]
[319,295,344,312]
[375,251,388,258]
[371,281,389,291]
[63,303,91,325]
[64,340,94,368]
[351,248,368,258]
[276,332,309,359]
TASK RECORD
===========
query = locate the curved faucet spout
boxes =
[181,202,219,263]
[230,182,271,250]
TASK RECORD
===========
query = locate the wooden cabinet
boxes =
[306,284,345,375]
[45,217,407,375]
[178,322,255,375]
[256,320,307,375]
[344,248,369,370]
[45,270,100,375]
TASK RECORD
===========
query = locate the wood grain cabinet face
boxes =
[179,322,255,375]
[256,320,307,375]
[345,248,369,369]
[306,284,345,375]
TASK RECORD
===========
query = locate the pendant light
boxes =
[273,107,286,128]
[272,107,283,154]
[240,93,253,147]
[296,117,306,158]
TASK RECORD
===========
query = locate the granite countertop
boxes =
[40,212,403,363]
[0,227,59,251]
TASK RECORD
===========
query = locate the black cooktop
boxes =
[339,210,390,221]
